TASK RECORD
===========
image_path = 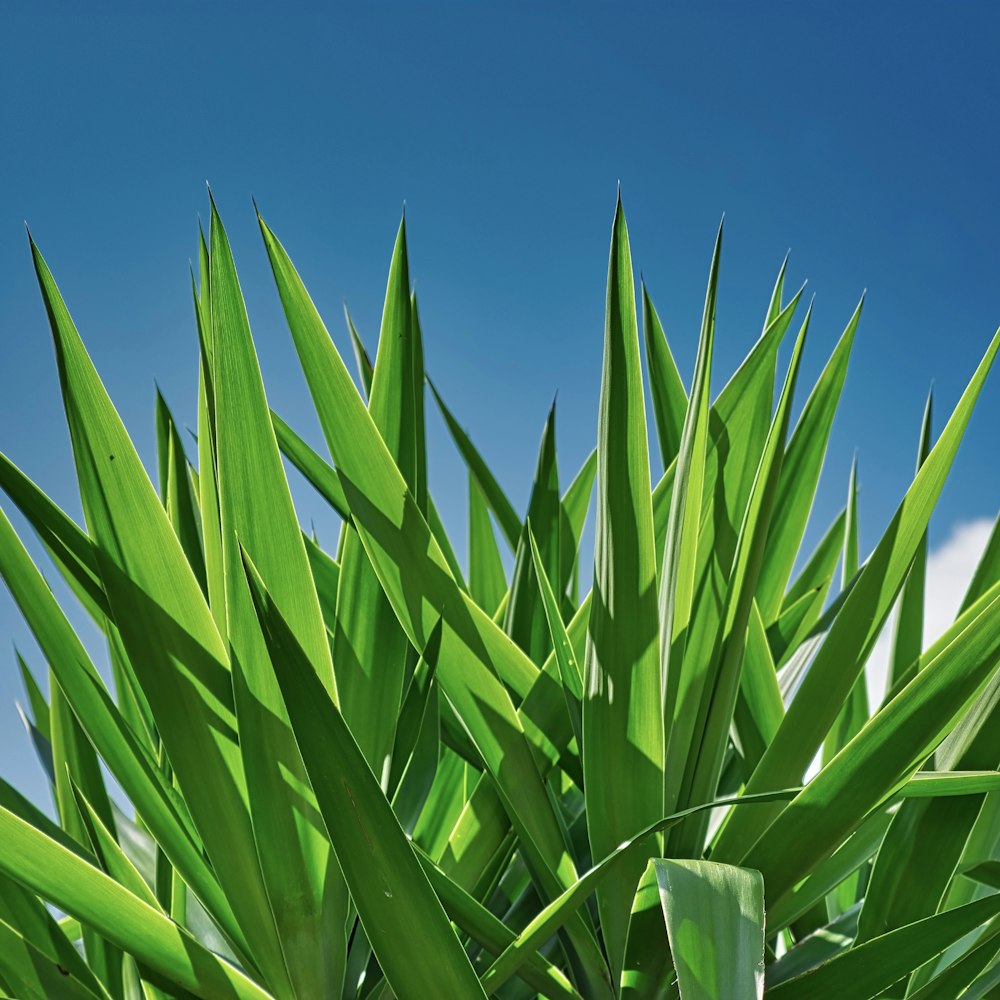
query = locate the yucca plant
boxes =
[2,191,1000,1000]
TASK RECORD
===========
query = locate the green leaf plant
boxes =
[1,192,998,999]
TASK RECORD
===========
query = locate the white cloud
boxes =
[866,518,996,707]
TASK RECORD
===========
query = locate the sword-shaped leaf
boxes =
[755,298,861,620]
[767,893,1000,1000]
[715,323,1000,862]
[505,403,560,664]
[583,194,664,977]
[656,860,765,1000]
[469,472,507,614]
[0,805,274,1000]
[259,212,612,996]
[241,550,487,1000]
[428,376,521,551]
[641,283,687,470]
[28,232,286,990]
[209,195,345,997]
[888,389,934,687]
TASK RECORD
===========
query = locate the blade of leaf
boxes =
[271,411,350,519]
[559,447,597,606]
[210,194,345,997]
[822,457,868,772]
[672,306,810,855]
[656,859,765,1000]
[0,805,274,1000]
[715,322,1000,862]
[755,297,862,619]
[767,893,1000,1000]
[0,450,110,621]
[505,402,560,664]
[259,212,612,997]
[743,585,1000,905]
[529,524,583,749]
[241,550,488,1000]
[641,283,688,470]
[659,222,721,783]
[888,389,934,688]
[155,390,207,593]
[480,788,798,994]
[29,232,284,988]
[469,472,507,614]
[428,376,521,551]
[344,304,375,399]
[583,194,664,977]
[334,216,428,795]
[15,651,50,740]
[0,504,248,964]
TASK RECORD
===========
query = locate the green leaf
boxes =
[28,231,283,987]
[50,673,120,992]
[641,283,687,470]
[154,389,207,594]
[961,511,1000,613]
[428,376,521,551]
[192,247,227,642]
[559,447,597,606]
[669,281,806,772]
[0,503,247,965]
[764,906,859,987]
[733,602,784,771]
[715,322,1000,862]
[767,893,1000,999]
[620,862,675,1000]
[858,576,1000,955]
[765,807,893,931]
[70,782,161,910]
[781,507,846,615]
[655,860,765,1000]
[961,861,1000,891]
[672,304,810,854]
[388,636,439,808]
[0,874,108,1000]
[0,914,107,1000]
[271,411,350,519]
[241,549,487,1000]
[469,472,507,614]
[905,919,1000,1000]
[259,211,611,996]
[209,194,345,997]
[344,303,375,399]
[0,804,274,1000]
[505,402,561,663]
[480,788,798,994]
[302,532,339,632]
[755,297,861,620]
[583,195,664,977]
[413,846,581,1000]
[333,215,420,789]
[888,389,933,688]
[529,524,583,748]
[743,583,1000,906]
[823,457,868,771]
[0,450,110,622]
[660,223,720,784]
[899,770,1000,798]
[15,651,49,740]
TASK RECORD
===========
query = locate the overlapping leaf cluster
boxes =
[2,194,1000,999]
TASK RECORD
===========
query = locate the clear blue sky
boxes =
[2,3,999,804]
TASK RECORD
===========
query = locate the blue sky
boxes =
[1,3,999,803]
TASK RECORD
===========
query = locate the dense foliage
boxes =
[1,194,999,999]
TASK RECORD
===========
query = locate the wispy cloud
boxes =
[866,517,996,707]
